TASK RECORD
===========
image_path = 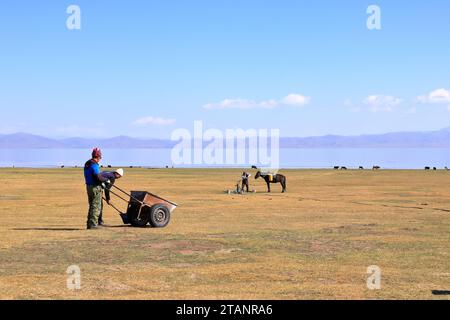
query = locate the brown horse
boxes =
[255,171,287,193]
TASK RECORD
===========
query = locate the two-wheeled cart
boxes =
[104,185,177,228]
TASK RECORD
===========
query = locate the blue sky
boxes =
[0,0,449,138]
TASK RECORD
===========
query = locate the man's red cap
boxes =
[92,148,102,159]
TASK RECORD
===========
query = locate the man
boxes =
[98,168,124,225]
[84,148,109,230]
[241,171,251,193]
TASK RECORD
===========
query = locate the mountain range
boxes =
[1,127,450,149]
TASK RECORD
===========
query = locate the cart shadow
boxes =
[104,225,152,228]
[432,290,450,296]
[12,227,84,231]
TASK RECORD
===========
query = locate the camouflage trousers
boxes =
[86,185,103,228]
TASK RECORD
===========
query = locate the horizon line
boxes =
[1,126,449,141]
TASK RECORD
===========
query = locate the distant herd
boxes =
[334,166,381,170]
[334,166,448,171]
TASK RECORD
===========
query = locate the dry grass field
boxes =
[0,168,449,300]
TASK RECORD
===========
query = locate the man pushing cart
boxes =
[84,148,177,230]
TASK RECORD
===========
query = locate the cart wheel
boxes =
[149,204,171,228]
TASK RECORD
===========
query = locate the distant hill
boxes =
[59,136,174,148]
[0,133,66,148]
[0,133,175,149]
[1,128,450,149]
[281,128,450,148]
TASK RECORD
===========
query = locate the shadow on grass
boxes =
[103,225,135,228]
[432,290,450,296]
[13,225,137,231]
[12,227,83,231]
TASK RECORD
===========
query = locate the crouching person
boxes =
[242,172,251,193]
[84,148,110,230]
[98,168,124,226]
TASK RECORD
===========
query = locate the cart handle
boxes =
[105,188,129,204]
[113,184,178,207]
[102,197,124,214]
[108,184,151,208]
[109,185,149,206]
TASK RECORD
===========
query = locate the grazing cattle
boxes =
[251,165,258,169]
[359,166,364,170]
[61,165,65,168]
[425,167,431,170]
[373,166,381,170]
[340,167,348,170]
[433,167,437,171]
[255,171,287,193]
[334,166,340,170]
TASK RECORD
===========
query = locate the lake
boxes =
[1,148,449,169]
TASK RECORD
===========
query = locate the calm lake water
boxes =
[0,148,449,169]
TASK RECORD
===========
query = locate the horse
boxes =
[255,171,287,193]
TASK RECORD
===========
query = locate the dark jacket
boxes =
[100,172,116,202]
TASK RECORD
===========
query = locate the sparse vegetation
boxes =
[0,168,449,299]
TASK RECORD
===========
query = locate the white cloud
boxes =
[132,116,176,126]
[363,95,402,112]
[281,94,311,106]
[203,94,311,110]
[417,88,450,104]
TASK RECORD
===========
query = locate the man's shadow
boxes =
[12,227,84,231]
[13,225,134,231]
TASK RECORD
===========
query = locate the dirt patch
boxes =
[322,223,379,234]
